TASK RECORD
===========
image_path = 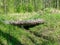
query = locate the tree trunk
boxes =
[4,19,45,25]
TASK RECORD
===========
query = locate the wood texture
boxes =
[4,19,45,25]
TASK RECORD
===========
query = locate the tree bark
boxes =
[4,19,45,25]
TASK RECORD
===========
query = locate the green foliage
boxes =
[0,0,60,13]
[27,4,34,12]
[0,0,43,13]
[0,9,60,45]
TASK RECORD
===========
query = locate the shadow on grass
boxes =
[0,30,23,45]
[0,41,4,45]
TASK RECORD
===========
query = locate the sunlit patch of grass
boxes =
[0,12,41,21]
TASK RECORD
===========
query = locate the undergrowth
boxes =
[0,9,60,45]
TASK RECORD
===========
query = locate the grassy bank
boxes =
[0,9,60,45]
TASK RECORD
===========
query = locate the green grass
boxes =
[0,9,60,45]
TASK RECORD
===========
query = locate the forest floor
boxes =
[0,8,60,45]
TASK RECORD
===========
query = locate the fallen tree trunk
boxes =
[4,19,45,29]
[4,19,45,25]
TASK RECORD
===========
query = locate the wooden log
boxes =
[4,19,45,25]
[3,19,45,29]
